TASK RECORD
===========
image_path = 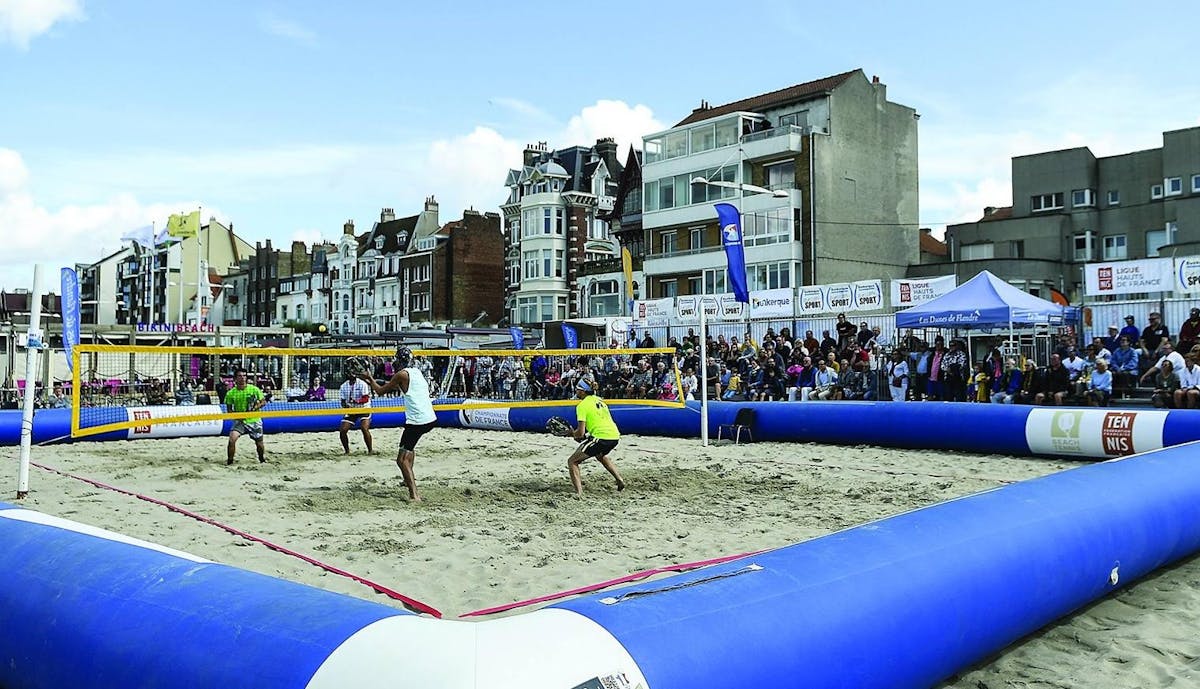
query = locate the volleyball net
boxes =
[68,344,686,438]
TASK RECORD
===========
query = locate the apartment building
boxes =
[640,69,919,301]
[917,126,1200,300]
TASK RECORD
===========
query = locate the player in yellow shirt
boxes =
[568,379,625,496]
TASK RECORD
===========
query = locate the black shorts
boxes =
[341,413,371,426]
[578,437,619,458]
[399,421,437,451]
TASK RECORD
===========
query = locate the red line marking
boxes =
[29,461,442,618]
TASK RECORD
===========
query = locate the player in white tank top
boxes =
[356,346,438,502]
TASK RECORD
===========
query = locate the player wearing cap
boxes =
[566,378,625,497]
[357,346,437,502]
[337,367,374,455]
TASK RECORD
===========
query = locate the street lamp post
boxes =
[690,173,788,446]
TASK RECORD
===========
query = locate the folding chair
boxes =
[716,407,756,444]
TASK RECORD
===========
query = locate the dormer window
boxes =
[375,236,384,250]
[398,231,409,246]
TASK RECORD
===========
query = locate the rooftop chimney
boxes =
[343,219,355,235]
[983,206,996,217]
[381,208,395,222]
[872,75,880,84]
[425,195,438,213]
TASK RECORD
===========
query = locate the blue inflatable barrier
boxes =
[4,402,1200,462]
[4,438,1200,688]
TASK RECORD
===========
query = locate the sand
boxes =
[11,426,1200,688]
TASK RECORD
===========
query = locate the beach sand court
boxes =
[13,427,1200,687]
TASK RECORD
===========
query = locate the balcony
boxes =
[740,124,808,161]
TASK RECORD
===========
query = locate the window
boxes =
[643,180,659,212]
[665,130,688,159]
[742,208,792,246]
[691,166,735,204]
[1071,189,1095,207]
[1073,231,1095,261]
[555,208,565,235]
[523,250,539,279]
[1107,190,1120,206]
[661,231,677,254]
[703,268,726,295]
[543,208,552,234]
[644,138,662,164]
[280,305,288,321]
[1151,184,1164,199]
[1166,177,1183,196]
[661,280,677,298]
[765,160,796,191]
[1193,175,1200,193]
[961,242,994,261]
[1146,222,1178,257]
[554,249,565,278]
[542,249,552,278]
[1031,193,1064,212]
[714,119,738,147]
[296,304,305,321]
[587,281,621,317]
[1008,240,1024,259]
[687,277,702,294]
[747,261,791,291]
[778,112,805,128]
[1102,235,1128,260]
[689,227,704,250]
[690,124,715,153]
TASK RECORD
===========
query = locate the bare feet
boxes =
[616,480,625,491]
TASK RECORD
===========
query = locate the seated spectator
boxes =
[721,370,743,401]
[1083,359,1113,407]
[1175,353,1200,410]
[1152,359,1181,408]
[792,357,816,401]
[811,359,839,400]
[1140,341,1186,389]
[1109,337,1140,398]
[175,378,197,406]
[305,376,326,402]
[1012,361,1043,405]
[841,360,876,401]
[990,359,1023,404]
[680,367,698,401]
[1035,354,1073,406]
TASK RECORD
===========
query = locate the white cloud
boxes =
[0,0,83,49]
[561,100,664,159]
[258,12,316,46]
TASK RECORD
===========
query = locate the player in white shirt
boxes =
[358,347,438,502]
[338,368,373,454]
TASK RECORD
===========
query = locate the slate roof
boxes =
[358,215,420,255]
[674,69,860,127]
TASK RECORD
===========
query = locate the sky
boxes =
[1,0,1198,293]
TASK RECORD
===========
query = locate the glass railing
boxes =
[740,124,808,144]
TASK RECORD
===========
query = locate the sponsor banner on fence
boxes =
[126,405,224,440]
[457,402,513,430]
[891,275,956,307]
[719,296,745,320]
[700,297,721,320]
[634,298,673,326]
[1175,257,1200,294]
[799,286,825,315]
[1084,258,1172,296]
[676,295,699,323]
[853,280,883,310]
[1025,409,1166,458]
[749,288,794,319]
[824,283,854,313]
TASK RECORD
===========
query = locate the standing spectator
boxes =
[940,339,969,402]
[927,338,947,401]
[1179,307,1200,356]
[910,341,931,401]
[640,330,656,349]
[970,362,991,403]
[1102,325,1121,353]
[1083,359,1112,407]
[835,314,856,351]
[886,350,909,402]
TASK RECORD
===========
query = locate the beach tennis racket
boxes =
[344,356,369,377]
[545,416,574,438]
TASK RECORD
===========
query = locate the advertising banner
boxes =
[1175,257,1200,294]
[852,280,884,311]
[824,283,854,313]
[634,298,673,326]
[1084,258,1172,296]
[891,275,956,307]
[799,286,825,315]
[749,288,794,319]
[676,296,699,323]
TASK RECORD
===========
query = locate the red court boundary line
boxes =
[29,461,443,618]
[460,550,765,618]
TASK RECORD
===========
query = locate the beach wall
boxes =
[3,401,1199,460]
[4,438,1200,688]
